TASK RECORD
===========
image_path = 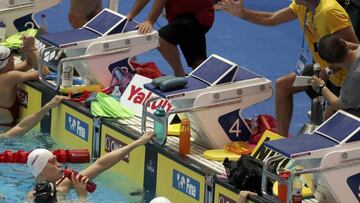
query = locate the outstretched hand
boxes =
[135,131,154,146]
[46,95,69,109]
[215,0,244,17]
[237,191,257,203]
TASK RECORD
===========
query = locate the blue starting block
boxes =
[142,54,272,148]
[262,110,360,203]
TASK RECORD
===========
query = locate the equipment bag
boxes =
[131,61,163,79]
[223,154,275,195]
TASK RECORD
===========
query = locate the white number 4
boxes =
[229,119,242,137]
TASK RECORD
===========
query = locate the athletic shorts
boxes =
[302,64,341,99]
[159,14,210,68]
[70,0,102,17]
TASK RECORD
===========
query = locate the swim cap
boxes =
[149,197,172,203]
[27,149,54,177]
[0,45,10,70]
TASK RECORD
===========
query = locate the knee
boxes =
[275,74,295,96]
[159,37,173,47]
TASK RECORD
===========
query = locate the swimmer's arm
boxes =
[14,53,49,76]
[16,35,49,75]
[7,70,39,84]
[56,132,153,191]
[78,131,154,180]
[0,95,67,138]
[14,61,29,71]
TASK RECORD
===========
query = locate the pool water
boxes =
[0,131,144,203]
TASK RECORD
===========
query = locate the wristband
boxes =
[24,48,37,52]
[318,84,326,93]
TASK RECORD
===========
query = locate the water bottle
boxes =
[291,175,302,203]
[63,168,97,193]
[278,169,291,203]
[250,115,259,134]
[153,108,166,144]
[111,85,122,102]
[52,149,90,163]
[0,21,6,42]
[61,64,74,87]
[179,118,190,155]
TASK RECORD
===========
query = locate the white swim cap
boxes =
[149,197,172,203]
[0,45,10,70]
[27,149,54,177]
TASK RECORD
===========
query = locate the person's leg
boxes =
[158,15,210,76]
[275,72,308,137]
[68,0,98,28]
[158,16,193,76]
[158,38,185,76]
[88,0,103,19]
[177,16,209,70]
[68,13,88,28]
[180,29,208,70]
[323,80,341,119]
[323,106,335,120]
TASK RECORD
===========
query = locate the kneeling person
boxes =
[311,34,360,117]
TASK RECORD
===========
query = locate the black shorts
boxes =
[159,14,210,67]
[302,64,341,99]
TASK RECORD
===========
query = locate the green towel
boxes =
[0,29,38,49]
[91,93,134,119]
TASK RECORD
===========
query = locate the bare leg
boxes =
[275,73,308,137]
[158,37,185,76]
[323,105,335,120]
[189,59,205,70]
[68,12,88,28]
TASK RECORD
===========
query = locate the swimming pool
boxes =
[0,131,144,203]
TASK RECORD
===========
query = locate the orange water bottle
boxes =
[179,118,190,155]
[278,169,291,203]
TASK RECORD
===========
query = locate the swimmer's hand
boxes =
[71,173,88,200]
[45,95,69,109]
[136,20,153,34]
[21,35,37,53]
[134,131,154,146]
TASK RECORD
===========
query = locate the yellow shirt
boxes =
[290,0,352,86]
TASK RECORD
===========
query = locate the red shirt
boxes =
[165,0,215,28]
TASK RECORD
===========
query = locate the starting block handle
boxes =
[0,3,34,14]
